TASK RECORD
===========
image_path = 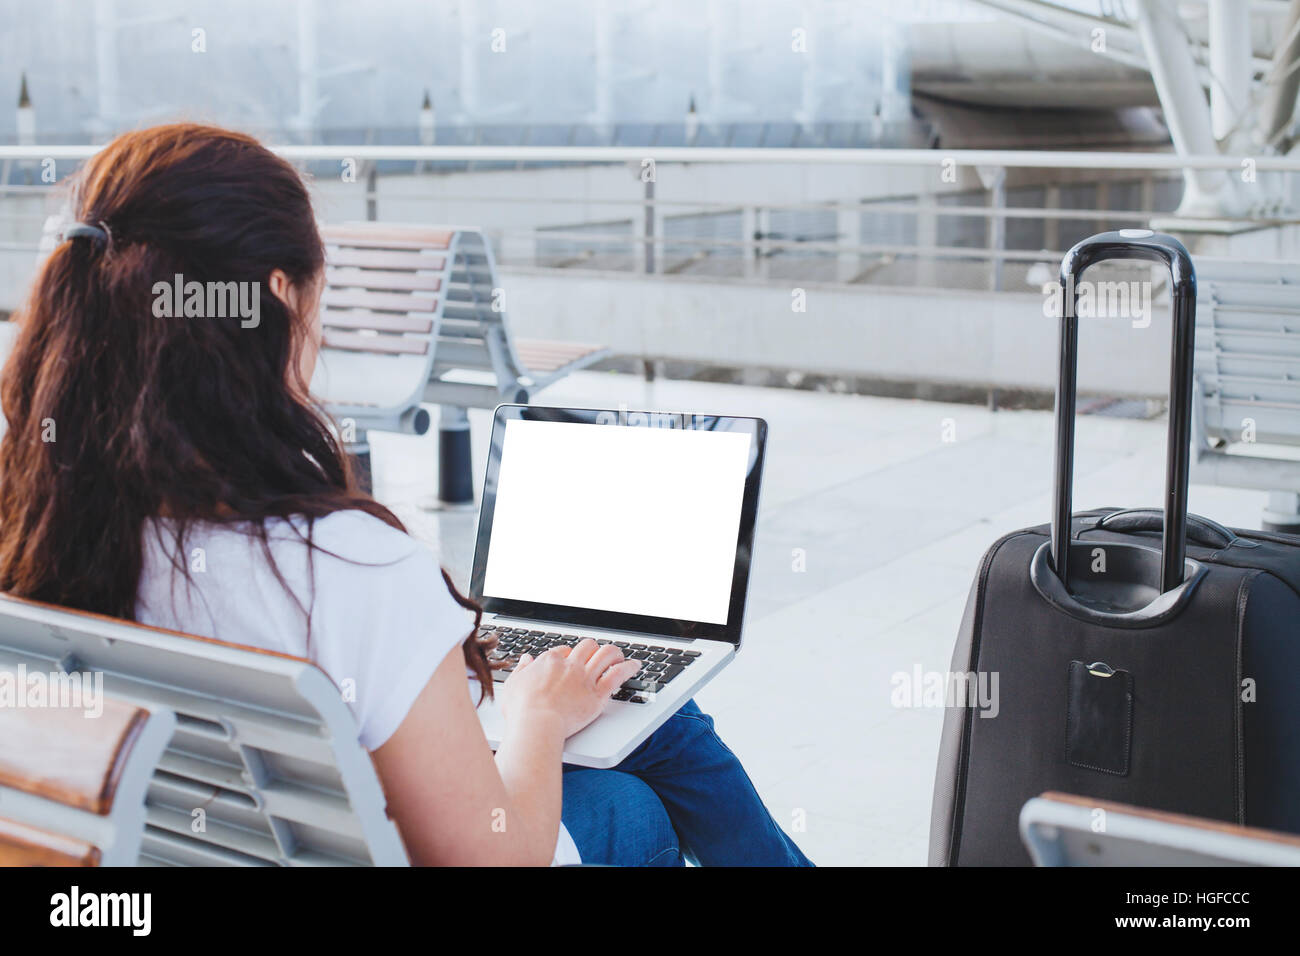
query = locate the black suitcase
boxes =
[928,230,1300,867]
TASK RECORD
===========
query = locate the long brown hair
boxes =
[0,123,495,694]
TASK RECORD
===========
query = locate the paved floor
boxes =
[367,371,1270,867]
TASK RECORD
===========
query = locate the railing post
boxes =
[741,205,758,279]
[916,197,937,287]
[756,207,771,280]
[1045,184,1061,252]
[837,202,861,283]
[988,165,1006,291]
[643,177,656,274]
[365,163,378,222]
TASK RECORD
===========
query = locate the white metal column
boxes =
[93,0,119,139]
[293,0,319,142]
[796,0,819,136]
[593,0,614,140]
[457,0,480,122]
[1134,0,1238,217]
[1208,0,1252,146]
[1261,0,1300,150]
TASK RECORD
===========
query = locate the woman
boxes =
[0,124,810,867]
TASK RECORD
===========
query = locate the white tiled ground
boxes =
[366,371,1271,867]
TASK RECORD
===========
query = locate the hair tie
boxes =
[62,221,111,252]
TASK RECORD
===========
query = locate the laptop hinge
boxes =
[486,615,698,643]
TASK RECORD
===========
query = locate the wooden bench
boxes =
[0,594,407,866]
[0,676,174,866]
[311,224,610,502]
[1191,256,1300,531]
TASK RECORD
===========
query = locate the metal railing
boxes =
[7,143,1300,168]
[2,145,1299,296]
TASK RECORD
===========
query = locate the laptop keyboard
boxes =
[478,625,702,704]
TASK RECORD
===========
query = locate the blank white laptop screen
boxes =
[481,418,752,625]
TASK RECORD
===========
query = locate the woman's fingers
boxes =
[586,643,628,680]
[596,660,643,697]
[567,638,600,666]
[545,644,573,659]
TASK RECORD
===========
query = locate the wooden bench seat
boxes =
[0,672,173,866]
[0,815,102,867]
[515,338,609,374]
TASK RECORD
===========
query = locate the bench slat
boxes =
[322,289,438,313]
[327,248,448,271]
[326,267,443,292]
[322,309,433,335]
[322,227,454,250]
[322,331,430,356]
[0,816,100,866]
[516,339,607,373]
[0,688,148,815]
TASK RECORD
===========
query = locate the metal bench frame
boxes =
[0,594,408,866]
[1190,255,1300,530]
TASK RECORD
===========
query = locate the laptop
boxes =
[470,404,767,768]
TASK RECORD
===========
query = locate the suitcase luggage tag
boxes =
[1066,660,1133,776]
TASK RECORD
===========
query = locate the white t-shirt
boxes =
[135,510,580,866]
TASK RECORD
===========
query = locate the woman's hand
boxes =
[501,639,642,738]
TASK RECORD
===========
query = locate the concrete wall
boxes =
[499,267,1174,398]
[0,191,46,313]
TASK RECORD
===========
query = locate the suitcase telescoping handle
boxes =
[1051,229,1197,594]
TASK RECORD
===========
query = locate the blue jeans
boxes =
[560,699,813,866]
